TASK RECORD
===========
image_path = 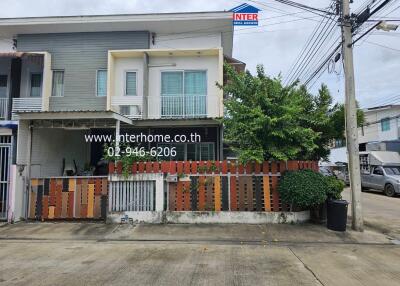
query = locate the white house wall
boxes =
[358,106,400,143]
[113,57,144,98]
[30,129,91,177]
[0,38,13,52]
[147,54,221,118]
[151,32,222,50]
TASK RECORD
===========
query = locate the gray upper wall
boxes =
[17,31,149,111]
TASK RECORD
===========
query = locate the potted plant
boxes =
[278,169,327,215]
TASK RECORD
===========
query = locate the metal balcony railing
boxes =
[161,94,207,118]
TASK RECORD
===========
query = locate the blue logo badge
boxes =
[231,3,261,26]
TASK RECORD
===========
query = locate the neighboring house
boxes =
[358,105,400,152]
[0,12,242,221]
[328,104,400,164]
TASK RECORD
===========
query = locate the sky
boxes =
[0,0,399,108]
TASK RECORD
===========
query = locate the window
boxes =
[373,167,383,176]
[52,71,64,97]
[158,142,214,161]
[0,75,7,98]
[381,118,390,132]
[161,70,207,117]
[30,73,42,97]
[97,70,107,97]
[125,71,137,96]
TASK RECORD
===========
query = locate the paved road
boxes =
[343,188,400,239]
[0,223,399,285]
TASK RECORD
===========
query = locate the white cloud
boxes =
[0,0,398,107]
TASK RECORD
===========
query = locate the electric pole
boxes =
[341,0,363,231]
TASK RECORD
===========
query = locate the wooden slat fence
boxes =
[109,160,318,212]
[29,177,108,220]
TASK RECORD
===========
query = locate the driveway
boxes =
[343,188,400,239]
[0,223,399,286]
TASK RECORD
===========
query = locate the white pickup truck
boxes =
[360,151,400,197]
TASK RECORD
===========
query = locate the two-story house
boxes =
[0,11,242,221]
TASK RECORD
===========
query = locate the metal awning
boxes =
[16,110,133,124]
[0,52,43,58]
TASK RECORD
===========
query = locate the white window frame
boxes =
[124,70,138,96]
[160,69,208,97]
[29,72,43,98]
[51,70,65,97]
[96,69,107,97]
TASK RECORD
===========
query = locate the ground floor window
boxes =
[158,142,214,161]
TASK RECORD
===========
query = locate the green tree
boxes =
[220,64,364,163]
[219,64,318,162]
[330,102,364,141]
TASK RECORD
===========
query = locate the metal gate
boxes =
[109,181,156,212]
[0,135,12,220]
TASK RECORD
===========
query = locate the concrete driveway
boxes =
[0,223,399,286]
[343,188,400,239]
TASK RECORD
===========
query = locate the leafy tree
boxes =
[220,63,364,163]
[330,102,364,141]
[219,64,318,162]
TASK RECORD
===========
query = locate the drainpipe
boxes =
[24,120,33,220]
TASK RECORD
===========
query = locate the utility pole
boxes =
[341,0,363,231]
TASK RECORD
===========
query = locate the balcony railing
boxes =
[161,95,207,118]
[12,98,43,119]
[0,98,8,120]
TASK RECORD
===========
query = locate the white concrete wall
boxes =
[0,39,13,52]
[30,128,91,177]
[151,32,221,50]
[358,106,400,144]
[147,55,221,118]
[113,57,144,98]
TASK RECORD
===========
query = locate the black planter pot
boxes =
[310,201,327,224]
[327,199,349,231]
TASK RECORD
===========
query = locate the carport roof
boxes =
[16,110,133,124]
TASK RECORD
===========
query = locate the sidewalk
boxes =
[0,222,399,286]
[0,221,392,244]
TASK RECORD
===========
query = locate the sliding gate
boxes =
[0,136,12,220]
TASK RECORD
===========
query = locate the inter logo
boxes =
[231,3,261,26]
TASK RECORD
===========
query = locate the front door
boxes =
[0,135,12,220]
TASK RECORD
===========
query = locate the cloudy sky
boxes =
[0,0,399,107]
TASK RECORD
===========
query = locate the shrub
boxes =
[325,176,345,200]
[278,169,327,210]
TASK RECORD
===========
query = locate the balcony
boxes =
[0,98,8,120]
[160,95,207,118]
[12,98,43,119]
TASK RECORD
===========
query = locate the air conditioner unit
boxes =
[120,105,141,117]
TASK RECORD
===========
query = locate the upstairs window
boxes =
[96,70,107,97]
[0,75,7,98]
[52,70,64,97]
[381,118,390,132]
[30,73,42,97]
[125,71,137,96]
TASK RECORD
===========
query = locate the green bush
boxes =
[278,169,327,209]
[325,176,345,200]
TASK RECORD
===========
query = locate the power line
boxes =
[364,40,400,51]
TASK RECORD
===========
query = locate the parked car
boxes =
[319,166,335,177]
[360,151,400,197]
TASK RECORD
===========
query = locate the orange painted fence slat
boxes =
[29,177,108,220]
[162,160,316,212]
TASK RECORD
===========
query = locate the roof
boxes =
[15,110,133,124]
[231,3,262,13]
[364,104,400,112]
[0,11,234,56]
